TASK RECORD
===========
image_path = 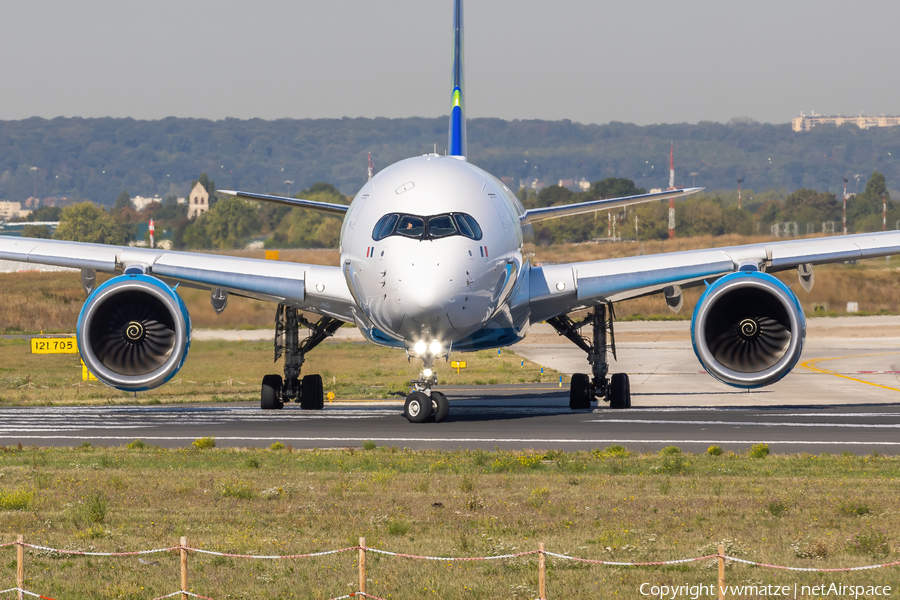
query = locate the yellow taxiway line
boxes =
[800,352,900,393]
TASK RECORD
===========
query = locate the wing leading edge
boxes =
[522,187,704,224]
[0,236,355,323]
[217,190,349,217]
[530,230,900,323]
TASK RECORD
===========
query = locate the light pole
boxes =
[284,180,294,197]
[30,166,38,202]
[689,172,698,187]
[843,178,848,235]
[737,178,744,210]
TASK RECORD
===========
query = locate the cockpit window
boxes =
[397,215,425,237]
[427,215,457,238]
[371,212,482,241]
[460,214,482,240]
[372,214,399,241]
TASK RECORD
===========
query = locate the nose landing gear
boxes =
[260,305,342,410]
[547,302,631,410]
[404,360,450,423]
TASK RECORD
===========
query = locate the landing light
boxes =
[413,340,427,355]
[423,368,434,377]
[429,340,442,354]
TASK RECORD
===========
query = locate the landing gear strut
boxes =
[547,302,631,410]
[260,305,342,410]
[404,357,450,424]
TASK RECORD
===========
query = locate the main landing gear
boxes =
[547,302,631,410]
[260,305,342,410]
[403,358,450,424]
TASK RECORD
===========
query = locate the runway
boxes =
[1,399,899,454]
[0,317,898,454]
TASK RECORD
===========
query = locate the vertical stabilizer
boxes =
[448,0,466,158]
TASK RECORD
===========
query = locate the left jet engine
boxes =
[77,274,191,392]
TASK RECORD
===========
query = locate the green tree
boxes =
[113,190,132,213]
[21,224,52,238]
[53,202,131,245]
[591,177,646,199]
[205,196,258,249]
[270,183,348,248]
[24,206,62,222]
[184,196,258,249]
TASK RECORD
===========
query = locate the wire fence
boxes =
[4,535,900,600]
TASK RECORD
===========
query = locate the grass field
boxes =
[0,338,561,407]
[0,445,898,599]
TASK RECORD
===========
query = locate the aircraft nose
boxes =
[396,262,456,322]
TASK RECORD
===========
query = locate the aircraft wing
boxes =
[522,187,703,224]
[218,190,349,216]
[0,237,355,322]
[529,230,900,322]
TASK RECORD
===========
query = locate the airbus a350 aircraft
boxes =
[3,0,899,423]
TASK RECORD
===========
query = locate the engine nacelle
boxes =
[691,271,805,388]
[77,274,191,392]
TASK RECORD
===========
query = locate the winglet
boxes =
[448,0,466,158]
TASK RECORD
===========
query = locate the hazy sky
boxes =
[2,0,897,125]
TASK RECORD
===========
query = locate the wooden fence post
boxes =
[16,534,24,600]
[180,536,188,600]
[359,537,367,595]
[717,543,725,600]
[538,542,546,600]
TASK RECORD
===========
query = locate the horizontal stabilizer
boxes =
[218,190,349,216]
[522,187,704,224]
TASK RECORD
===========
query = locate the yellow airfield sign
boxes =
[451,360,467,374]
[31,338,78,354]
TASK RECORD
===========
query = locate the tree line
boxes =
[2,116,900,207]
[37,171,895,249]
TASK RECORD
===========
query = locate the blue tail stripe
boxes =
[448,0,466,157]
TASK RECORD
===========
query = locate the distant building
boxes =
[40,196,76,208]
[0,201,30,220]
[577,178,591,192]
[188,182,209,218]
[792,111,900,132]
[558,178,575,189]
[132,195,163,211]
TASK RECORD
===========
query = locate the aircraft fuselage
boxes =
[341,154,532,361]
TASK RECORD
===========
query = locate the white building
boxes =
[0,201,31,220]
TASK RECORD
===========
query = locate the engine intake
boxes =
[77,274,191,392]
[691,271,805,388]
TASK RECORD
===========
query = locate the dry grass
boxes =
[0,339,560,406]
[0,446,897,599]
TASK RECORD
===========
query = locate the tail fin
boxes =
[448,0,466,158]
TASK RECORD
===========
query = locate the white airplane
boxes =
[2,0,898,423]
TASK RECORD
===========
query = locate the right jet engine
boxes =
[691,271,806,388]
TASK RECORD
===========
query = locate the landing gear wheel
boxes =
[569,373,592,410]
[404,391,433,423]
[300,374,324,410]
[261,374,283,410]
[431,391,450,423]
[609,373,631,409]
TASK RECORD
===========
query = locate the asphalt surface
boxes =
[1,317,898,454]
